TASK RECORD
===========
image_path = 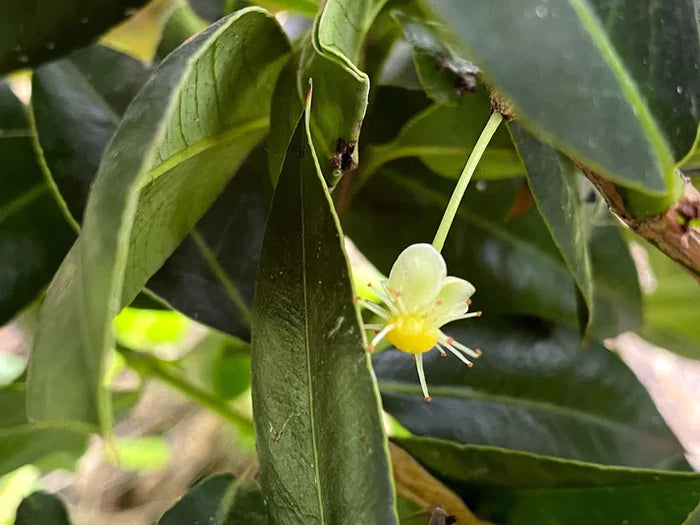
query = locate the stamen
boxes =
[435,343,447,357]
[453,311,482,321]
[440,332,481,359]
[367,324,394,353]
[369,282,399,314]
[357,299,390,319]
[442,342,473,367]
[363,324,385,330]
[415,354,431,401]
[467,298,472,305]
[382,282,406,313]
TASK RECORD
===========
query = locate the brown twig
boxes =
[581,167,700,281]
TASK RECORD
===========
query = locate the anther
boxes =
[466,362,473,368]
[436,300,443,305]
[354,295,361,302]
[476,311,482,317]
[467,298,472,305]
[447,336,454,344]
[411,354,416,361]
[475,348,483,356]
[424,396,432,402]
[366,345,375,353]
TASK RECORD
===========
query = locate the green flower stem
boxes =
[432,112,503,252]
[117,345,254,432]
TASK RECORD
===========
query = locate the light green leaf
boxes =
[251,98,397,523]
[373,315,688,468]
[360,93,522,183]
[0,385,88,477]
[511,124,594,334]
[425,0,700,196]
[27,8,290,428]
[0,0,148,74]
[396,437,700,525]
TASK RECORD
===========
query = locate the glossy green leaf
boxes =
[685,503,700,525]
[14,491,71,525]
[373,316,688,468]
[396,437,700,525]
[31,44,270,341]
[425,0,700,195]
[0,385,88,477]
[0,81,74,326]
[31,44,152,223]
[271,0,387,185]
[637,240,700,360]
[158,474,267,525]
[0,0,147,75]
[252,102,396,523]
[345,167,640,339]
[393,11,480,106]
[27,8,290,428]
[511,124,594,334]
[360,93,522,182]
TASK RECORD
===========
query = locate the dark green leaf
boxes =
[0,384,88,477]
[425,0,700,195]
[14,491,71,525]
[396,437,700,525]
[0,81,74,326]
[637,240,700,360]
[345,166,640,339]
[27,8,290,428]
[158,473,267,525]
[252,101,396,523]
[374,316,688,468]
[0,0,148,75]
[510,124,594,334]
[359,93,522,182]
[31,44,151,222]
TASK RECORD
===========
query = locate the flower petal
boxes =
[433,276,476,325]
[388,243,446,312]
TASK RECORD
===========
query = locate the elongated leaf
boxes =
[345,167,640,339]
[0,82,74,326]
[425,0,700,196]
[14,491,71,525]
[270,0,386,185]
[510,124,594,333]
[360,93,522,181]
[685,503,700,525]
[31,44,269,341]
[0,385,88,477]
[158,474,267,525]
[373,315,688,468]
[637,240,700,360]
[252,101,396,523]
[396,437,700,525]
[27,8,290,427]
[0,0,147,74]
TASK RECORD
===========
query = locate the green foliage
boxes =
[1,0,699,523]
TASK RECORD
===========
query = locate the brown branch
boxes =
[582,168,700,281]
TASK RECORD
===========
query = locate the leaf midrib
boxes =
[300,150,326,524]
[379,380,670,442]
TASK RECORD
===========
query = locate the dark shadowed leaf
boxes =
[396,437,700,525]
[0,81,74,326]
[27,9,290,428]
[14,491,71,525]
[346,166,640,338]
[158,473,267,525]
[252,100,396,523]
[636,239,700,360]
[510,124,594,334]
[0,384,88,477]
[374,316,688,468]
[31,44,152,222]
[0,0,148,75]
[424,0,700,197]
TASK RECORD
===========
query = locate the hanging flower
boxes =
[355,243,482,402]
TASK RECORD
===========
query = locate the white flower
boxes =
[356,243,482,402]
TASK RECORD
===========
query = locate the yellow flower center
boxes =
[386,314,439,354]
